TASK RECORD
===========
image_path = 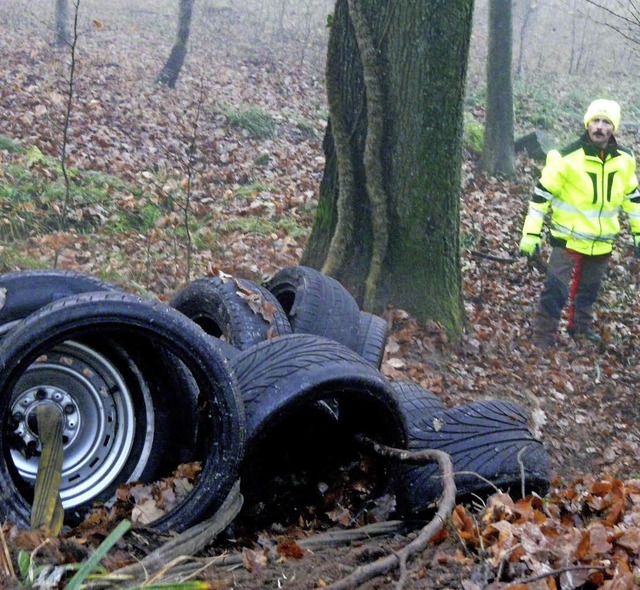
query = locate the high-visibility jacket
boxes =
[522,133,640,256]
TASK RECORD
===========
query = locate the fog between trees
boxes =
[5,0,639,89]
[3,0,638,136]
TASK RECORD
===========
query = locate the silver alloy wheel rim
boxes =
[8,340,154,508]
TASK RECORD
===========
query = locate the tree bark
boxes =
[480,0,516,177]
[157,0,195,89]
[302,0,473,340]
[55,0,70,47]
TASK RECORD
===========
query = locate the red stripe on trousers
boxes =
[566,249,582,330]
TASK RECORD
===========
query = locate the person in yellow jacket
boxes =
[519,99,640,347]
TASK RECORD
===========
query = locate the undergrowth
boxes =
[465,71,640,152]
[224,105,277,140]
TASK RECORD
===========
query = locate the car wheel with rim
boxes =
[0,292,245,532]
[0,270,203,477]
[9,339,156,510]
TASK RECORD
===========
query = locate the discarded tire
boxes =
[229,333,407,526]
[389,380,446,439]
[229,333,406,447]
[393,399,551,516]
[0,292,245,532]
[171,275,292,350]
[0,270,207,468]
[354,311,389,368]
[265,265,361,351]
[0,269,118,322]
[0,269,119,335]
[204,334,242,360]
[0,264,554,535]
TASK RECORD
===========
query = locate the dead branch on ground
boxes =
[88,438,454,589]
[95,480,243,588]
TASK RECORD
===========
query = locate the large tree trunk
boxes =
[55,0,70,47]
[302,0,473,340]
[157,0,195,89]
[481,0,516,177]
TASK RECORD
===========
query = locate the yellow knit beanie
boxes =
[583,99,621,131]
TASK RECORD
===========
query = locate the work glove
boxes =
[634,235,640,258]
[519,234,541,257]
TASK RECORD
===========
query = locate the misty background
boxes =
[2,0,639,140]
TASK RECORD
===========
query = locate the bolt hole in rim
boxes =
[8,340,154,508]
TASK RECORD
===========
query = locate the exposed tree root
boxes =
[321,9,359,277]
[470,250,518,263]
[104,517,427,587]
[90,439,455,589]
[318,437,456,590]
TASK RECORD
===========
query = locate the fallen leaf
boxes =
[276,540,305,560]
[386,357,405,369]
[242,547,268,573]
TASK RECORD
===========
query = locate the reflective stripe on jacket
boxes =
[522,133,640,255]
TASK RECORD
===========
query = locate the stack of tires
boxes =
[0,266,551,532]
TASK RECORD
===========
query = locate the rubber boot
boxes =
[532,308,559,349]
[570,329,602,343]
[568,306,602,343]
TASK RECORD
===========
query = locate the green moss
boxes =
[235,181,277,199]
[0,249,48,273]
[105,202,161,234]
[253,152,271,166]
[295,118,319,139]
[0,155,150,239]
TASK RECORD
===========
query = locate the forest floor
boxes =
[1,1,640,588]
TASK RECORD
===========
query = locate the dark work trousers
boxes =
[533,246,610,341]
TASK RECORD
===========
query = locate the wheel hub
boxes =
[12,387,80,454]
[8,341,138,508]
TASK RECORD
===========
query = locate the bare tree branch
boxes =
[583,0,640,46]
[54,0,81,268]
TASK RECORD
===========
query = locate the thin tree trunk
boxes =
[515,0,535,77]
[157,0,195,89]
[481,0,516,177]
[55,0,70,47]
